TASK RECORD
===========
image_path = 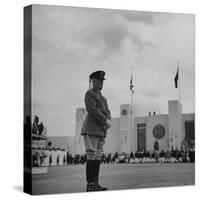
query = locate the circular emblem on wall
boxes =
[153,124,165,140]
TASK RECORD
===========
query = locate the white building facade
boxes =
[74,100,194,155]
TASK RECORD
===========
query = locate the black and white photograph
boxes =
[23,4,195,195]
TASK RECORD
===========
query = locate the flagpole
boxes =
[130,81,133,154]
[177,60,181,103]
[177,60,183,150]
[130,67,134,154]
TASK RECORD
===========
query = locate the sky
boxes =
[31,5,195,137]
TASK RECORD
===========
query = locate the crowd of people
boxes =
[52,149,195,166]
[32,148,195,167]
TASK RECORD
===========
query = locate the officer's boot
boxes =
[94,160,108,191]
[86,160,99,192]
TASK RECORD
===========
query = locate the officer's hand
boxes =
[106,119,112,129]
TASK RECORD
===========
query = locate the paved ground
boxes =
[32,163,195,195]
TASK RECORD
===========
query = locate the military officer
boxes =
[81,70,112,192]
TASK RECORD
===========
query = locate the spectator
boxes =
[49,154,52,166]
[63,155,66,165]
[57,155,60,166]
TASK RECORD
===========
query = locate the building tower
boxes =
[120,104,135,153]
[73,108,87,155]
[168,100,183,150]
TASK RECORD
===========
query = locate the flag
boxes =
[174,67,179,88]
[130,75,134,91]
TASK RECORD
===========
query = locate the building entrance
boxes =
[185,120,195,141]
[137,124,146,151]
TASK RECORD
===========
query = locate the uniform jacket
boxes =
[81,88,111,137]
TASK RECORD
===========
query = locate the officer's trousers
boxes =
[83,134,105,160]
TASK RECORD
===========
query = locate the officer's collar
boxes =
[92,88,101,94]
